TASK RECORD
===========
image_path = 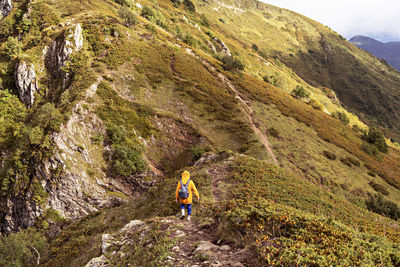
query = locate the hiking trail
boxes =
[183,49,278,165]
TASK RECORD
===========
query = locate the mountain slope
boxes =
[0,0,399,265]
[350,35,400,71]
[194,0,400,139]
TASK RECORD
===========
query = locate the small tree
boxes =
[183,0,196,12]
[291,85,309,99]
[221,56,244,71]
[332,111,350,125]
[115,0,133,7]
[362,127,388,153]
[118,7,138,26]
[3,37,23,59]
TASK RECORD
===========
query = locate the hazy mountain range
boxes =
[350,35,400,71]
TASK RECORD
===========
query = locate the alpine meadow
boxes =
[0,0,399,266]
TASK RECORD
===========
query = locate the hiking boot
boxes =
[180,215,185,220]
[187,216,191,221]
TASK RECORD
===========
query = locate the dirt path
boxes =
[162,216,257,267]
[216,73,278,165]
[184,49,278,165]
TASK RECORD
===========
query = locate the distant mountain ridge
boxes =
[350,35,400,71]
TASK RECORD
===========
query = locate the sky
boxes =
[264,0,400,42]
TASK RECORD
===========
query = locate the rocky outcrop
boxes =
[212,37,231,57]
[1,185,44,234]
[0,0,12,20]
[46,23,84,88]
[14,60,39,107]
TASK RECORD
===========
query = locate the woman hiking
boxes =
[175,170,200,221]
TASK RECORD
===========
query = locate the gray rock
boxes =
[120,220,145,234]
[46,23,84,88]
[101,234,114,254]
[14,60,39,107]
[219,245,230,251]
[175,229,185,237]
[212,37,231,57]
[206,40,217,53]
[194,241,219,254]
[0,0,12,20]
[85,255,108,267]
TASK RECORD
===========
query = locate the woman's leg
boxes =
[180,203,186,219]
[187,204,192,220]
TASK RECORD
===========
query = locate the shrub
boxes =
[362,127,388,153]
[112,143,147,176]
[252,44,258,51]
[118,7,138,26]
[323,150,336,160]
[106,124,147,176]
[366,194,400,220]
[291,85,309,99]
[367,171,376,177]
[0,229,47,267]
[361,141,380,156]
[332,111,350,125]
[200,14,209,27]
[115,0,133,7]
[352,124,362,133]
[267,127,280,138]
[340,157,352,167]
[347,157,360,167]
[220,56,244,71]
[369,181,389,195]
[140,6,168,30]
[183,0,196,12]
[189,145,205,161]
[141,6,156,20]
[263,74,278,86]
[182,35,198,47]
[309,98,323,110]
[2,37,23,59]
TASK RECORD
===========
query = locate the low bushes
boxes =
[362,127,388,153]
[118,7,138,26]
[332,111,349,125]
[366,194,400,221]
[369,181,389,196]
[323,150,336,160]
[220,56,244,71]
[291,85,309,99]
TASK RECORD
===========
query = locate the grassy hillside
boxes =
[0,0,399,265]
[194,0,400,140]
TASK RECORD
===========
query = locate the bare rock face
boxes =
[46,23,84,88]
[14,60,39,108]
[0,0,12,20]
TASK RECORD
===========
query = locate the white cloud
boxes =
[263,0,400,42]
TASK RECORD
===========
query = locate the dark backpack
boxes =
[178,179,191,199]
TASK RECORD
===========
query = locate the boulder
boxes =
[212,37,231,57]
[194,240,219,254]
[120,219,145,234]
[0,0,12,20]
[85,255,108,267]
[14,60,39,108]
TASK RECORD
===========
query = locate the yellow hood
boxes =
[181,171,190,183]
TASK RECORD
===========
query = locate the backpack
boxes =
[178,179,191,199]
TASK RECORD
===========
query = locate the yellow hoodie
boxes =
[176,171,199,204]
